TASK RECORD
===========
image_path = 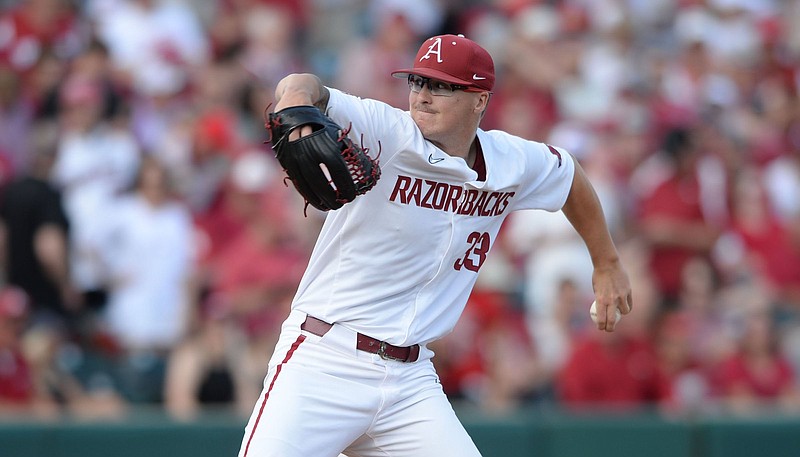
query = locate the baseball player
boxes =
[239,34,633,457]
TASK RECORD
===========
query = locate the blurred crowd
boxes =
[1,0,800,422]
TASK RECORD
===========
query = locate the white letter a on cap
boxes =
[420,37,443,63]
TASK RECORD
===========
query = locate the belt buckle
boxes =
[377,341,403,362]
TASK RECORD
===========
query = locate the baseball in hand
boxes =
[590,300,621,324]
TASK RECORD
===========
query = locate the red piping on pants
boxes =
[243,334,306,456]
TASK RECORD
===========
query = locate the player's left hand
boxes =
[591,260,633,332]
[266,105,381,212]
[289,125,313,141]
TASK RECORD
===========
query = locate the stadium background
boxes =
[1,0,800,456]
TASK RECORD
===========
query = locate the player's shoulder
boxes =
[327,87,396,110]
[325,87,417,156]
[479,129,555,155]
[480,129,572,174]
[327,87,408,122]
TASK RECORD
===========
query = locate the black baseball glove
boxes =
[266,105,381,212]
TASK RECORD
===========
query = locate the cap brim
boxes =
[391,68,474,87]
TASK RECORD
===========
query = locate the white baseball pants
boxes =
[238,310,482,457]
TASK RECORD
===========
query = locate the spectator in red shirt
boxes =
[0,286,59,417]
[0,287,34,407]
[653,308,715,415]
[712,309,800,415]
[557,282,672,411]
[0,0,84,76]
[203,151,309,343]
[635,127,725,302]
[725,167,800,307]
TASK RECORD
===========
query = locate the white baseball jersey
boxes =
[292,88,575,349]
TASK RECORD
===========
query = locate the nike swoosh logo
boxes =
[428,154,445,164]
[472,74,486,80]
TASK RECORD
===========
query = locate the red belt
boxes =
[301,315,420,363]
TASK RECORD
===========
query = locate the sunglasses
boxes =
[407,75,479,97]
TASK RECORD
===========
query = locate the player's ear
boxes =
[474,92,490,115]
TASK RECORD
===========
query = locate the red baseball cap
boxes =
[392,34,495,91]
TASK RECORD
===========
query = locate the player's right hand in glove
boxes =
[266,105,381,213]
